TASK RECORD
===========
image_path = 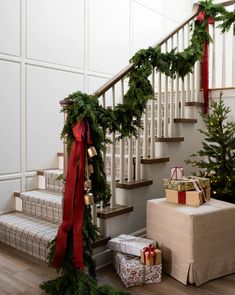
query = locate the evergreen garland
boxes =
[41,1,235,294]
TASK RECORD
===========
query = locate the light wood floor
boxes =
[0,245,235,295]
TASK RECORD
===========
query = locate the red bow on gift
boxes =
[196,9,215,114]
[143,244,156,265]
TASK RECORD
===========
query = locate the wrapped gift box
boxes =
[170,167,184,180]
[113,252,162,287]
[163,176,210,192]
[140,247,162,266]
[108,234,156,256]
[165,187,211,207]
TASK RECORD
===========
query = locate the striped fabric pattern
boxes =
[20,190,62,222]
[0,212,58,261]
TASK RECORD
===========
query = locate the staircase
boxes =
[1,0,235,268]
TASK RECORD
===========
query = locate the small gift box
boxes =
[165,187,211,207]
[140,245,161,266]
[163,176,210,192]
[108,234,156,256]
[113,252,162,288]
[170,167,184,180]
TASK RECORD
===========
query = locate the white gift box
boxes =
[108,234,156,256]
[170,167,184,180]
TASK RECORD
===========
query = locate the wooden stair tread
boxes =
[97,204,133,219]
[94,236,111,248]
[141,157,170,164]
[155,137,184,142]
[116,179,153,189]
[185,101,204,107]
[37,168,63,176]
[174,118,197,123]
[57,152,64,157]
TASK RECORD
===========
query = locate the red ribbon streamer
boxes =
[143,244,156,265]
[52,119,92,270]
[197,10,214,114]
[197,11,214,114]
[178,191,186,204]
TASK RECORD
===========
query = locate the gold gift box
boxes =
[165,187,211,207]
[163,176,210,192]
[140,249,162,266]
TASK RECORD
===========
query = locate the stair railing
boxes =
[209,1,235,88]
[60,0,235,216]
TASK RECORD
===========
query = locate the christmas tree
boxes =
[186,92,235,203]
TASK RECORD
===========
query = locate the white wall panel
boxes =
[26,65,84,171]
[165,0,192,22]
[26,0,84,68]
[0,61,21,175]
[135,0,164,12]
[0,0,20,56]
[165,18,178,36]
[132,2,164,53]
[88,75,109,94]
[88,0,130,75]
[0,179,21,212]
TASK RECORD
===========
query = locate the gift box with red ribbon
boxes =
[108,234,156,256]
[140,244,161,266]
[165,187,211,207]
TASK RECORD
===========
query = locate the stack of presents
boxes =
[108,168,211,288]
[108,235,162,287]
[164,167,211,207]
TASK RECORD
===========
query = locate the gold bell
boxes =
[87,146,97,158]
[84,192,94,205]
[84,179,92,190]
[88,164,94,175]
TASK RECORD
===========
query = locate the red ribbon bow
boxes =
[143,244,156,264]
[196,9,215,114]
[52,119,92,270]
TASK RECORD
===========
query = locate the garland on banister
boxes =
[41,1,235,294]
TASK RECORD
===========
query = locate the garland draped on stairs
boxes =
[40,1,235,294]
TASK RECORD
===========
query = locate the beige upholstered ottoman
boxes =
[146,198,235,286]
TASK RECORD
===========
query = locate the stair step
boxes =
[37,169,64,193]
[18,190,62,222]
[155,137,184,142]
[141,157,170,164]
[0,212,58,261]
[174,118,197,123]
[97,204,133,219]
[116,179,153,189]
[185,101,204,107]
[57,152,64,157]
[94,236,111,248]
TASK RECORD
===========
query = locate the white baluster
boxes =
[120,79,125,183]
[212,24,216,88]
[150,69,156,157]
[135,128,141,181]
[102,93,107,171]
[175,32,180,117]
[143,111,148,158]
[157,73,162,137]
[232,4,235,85]
[111,86,116,208]
[164,74,169,137]
[169,36,174,137]
[222,33,226,87]
[128,137,133,182]
[181,27,185,117]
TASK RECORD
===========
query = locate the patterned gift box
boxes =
[170,167,184,180]
[163,176,210,192]
[140,246,162,266]
[108,234,156,256]
[0,212,58,261]
[113,252,162,287]
[165,187,211,207]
